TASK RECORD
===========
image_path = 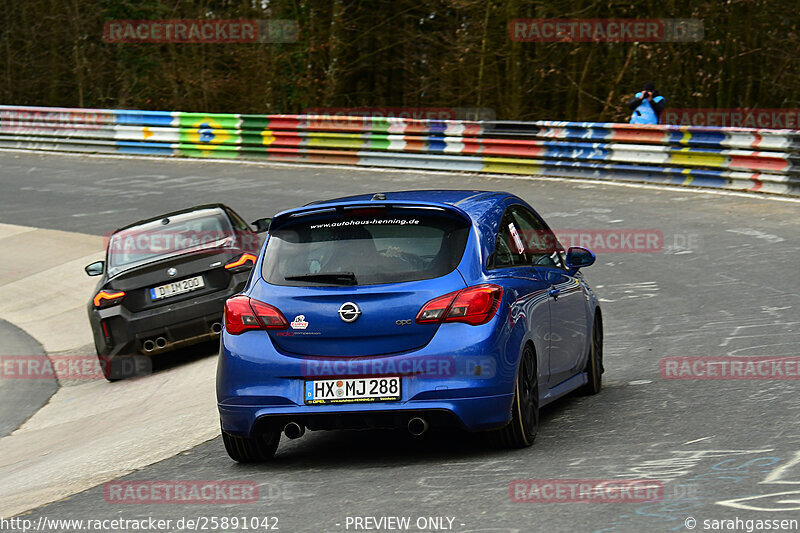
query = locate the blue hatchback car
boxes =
[217,190,602,461]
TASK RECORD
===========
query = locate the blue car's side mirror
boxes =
[565,246,595,274]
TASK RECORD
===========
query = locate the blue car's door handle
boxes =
[549,288,560,300]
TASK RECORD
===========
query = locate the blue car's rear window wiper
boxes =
[284,272,357,285]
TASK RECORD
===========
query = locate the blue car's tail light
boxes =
[224,295,288,335]
[415,290,457,323]
[415,284,503,326]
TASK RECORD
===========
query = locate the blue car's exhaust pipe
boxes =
[283,421,305,439]
[408,417,428,436]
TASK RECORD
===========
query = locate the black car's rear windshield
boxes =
[108,208,233,268]
[262,207,470,286]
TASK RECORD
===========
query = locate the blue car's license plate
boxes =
[304,377,401,404]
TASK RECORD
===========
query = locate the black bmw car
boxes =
[85,204,268,380]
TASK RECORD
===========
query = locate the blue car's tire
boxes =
[222,428,280,462]
[579,315,603,395]
[494,345,538,448]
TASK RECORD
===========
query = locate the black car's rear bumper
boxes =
[89,271,250,357]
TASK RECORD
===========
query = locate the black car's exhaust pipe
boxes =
[143,339,156,352]
[211,322,222,334]
[155,337,167,349]
[283,421,305,439]
[408,417,428,437]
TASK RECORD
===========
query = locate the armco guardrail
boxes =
[1,105,798,196]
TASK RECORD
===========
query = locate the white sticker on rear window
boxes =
[509,223,525,254]
[309,218,419,229]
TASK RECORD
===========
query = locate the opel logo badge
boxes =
[337,302,361,323]
[167,267,178,277]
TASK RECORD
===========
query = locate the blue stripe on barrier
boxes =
[683,131,728,147]
[675,146,727,154]
[537,158,729,188]
[427,139,448,152]
[115,141,175,155]
[574,127,611,141]
[427,121,449,134]
[114,110,175,127]
[543,142,610,160]
[666,132,686,145]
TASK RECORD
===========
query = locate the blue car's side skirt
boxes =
[540,372,588,407]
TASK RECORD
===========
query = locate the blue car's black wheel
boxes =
[580,315,603,395]
[222,428,280,462]
[494,345,538,448]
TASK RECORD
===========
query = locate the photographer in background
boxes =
[628,82,665,124]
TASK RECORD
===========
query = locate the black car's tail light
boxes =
[224,295,288,335]
[224,253,257,270]
[94,290,125,308]
[415,284,503,326]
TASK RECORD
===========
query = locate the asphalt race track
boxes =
[1,151,799,533]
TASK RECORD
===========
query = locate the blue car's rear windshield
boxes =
[262,207,470,286]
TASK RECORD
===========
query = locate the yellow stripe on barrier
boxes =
[261,129,276,145]
[682,168,694,185]
[671,149,727,168]
[482,157,542,175]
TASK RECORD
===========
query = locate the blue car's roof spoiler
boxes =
[269,199,472,232]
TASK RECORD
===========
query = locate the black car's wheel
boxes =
[222,428,280,462]
[96,352,120,382]
[579,315,603,395]
[97,351,147,382]
[494,345,539,448]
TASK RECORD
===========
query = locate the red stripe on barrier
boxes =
[730,155,789,172]
[265,118,302,130]
[610,129,669,144]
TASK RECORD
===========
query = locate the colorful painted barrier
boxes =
[0,105,798,195]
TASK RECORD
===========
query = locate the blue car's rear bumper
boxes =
[216,322,518,435]
[218,394,514,435]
